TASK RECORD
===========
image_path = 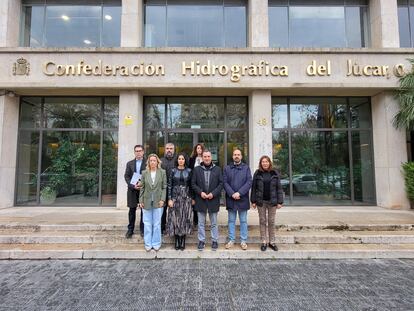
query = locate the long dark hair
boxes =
[191,143,205,158]
[258,155,273,172]
[174,152,189,167]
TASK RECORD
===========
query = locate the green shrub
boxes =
[402,162,414,201]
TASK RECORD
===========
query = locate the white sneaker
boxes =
[225,240,234,249]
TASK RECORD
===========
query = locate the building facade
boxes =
[0,0,411,209]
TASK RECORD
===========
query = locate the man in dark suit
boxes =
[191,150,223,251]
[124,144,145,238]
[160,142,176,234]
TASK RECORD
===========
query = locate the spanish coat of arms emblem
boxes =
[13,57,30,76]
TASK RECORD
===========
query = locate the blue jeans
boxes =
[228,210,248,243]
[197,211,218,243]
[142,207,163,250]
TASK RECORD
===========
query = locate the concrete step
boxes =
[0,223,412,232]
[0,230,413,245]
[1,243,414,260]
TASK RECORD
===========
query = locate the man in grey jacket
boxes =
[191,150,223,251]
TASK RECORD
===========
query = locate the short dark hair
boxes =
[134,144,144,151]
[174,152,189,167]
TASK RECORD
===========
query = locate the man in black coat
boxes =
[191,150,223,251]
[160,142,176,234]
[124,144,145,238]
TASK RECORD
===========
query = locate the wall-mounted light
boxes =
[61,15,70,21]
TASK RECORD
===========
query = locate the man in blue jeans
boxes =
[223,149,252,250]
[191,150,223,251]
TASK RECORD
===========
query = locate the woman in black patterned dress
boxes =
[167,153,193,250]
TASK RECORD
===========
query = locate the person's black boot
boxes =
[175,235,180,250]
[180,235,186,250]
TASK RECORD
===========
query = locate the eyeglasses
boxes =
[134,150,143,153]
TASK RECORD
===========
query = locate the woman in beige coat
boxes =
[139,154,167,251]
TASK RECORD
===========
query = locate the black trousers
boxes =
[127,207,144,234]
[161,205,167,232]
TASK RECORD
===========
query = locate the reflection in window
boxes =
[291,131,351,204]
[167,98,225,129]
[272,97,375,205]
[269,0,369,48]
[144,0,247,47]
[290,98,347,129]
[21,1,121,47]
[16,97,119,206]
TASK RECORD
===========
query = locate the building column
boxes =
[116,91,143,208]
[370,0,400,48]
[121,0,143,47]
[249,90,272,169]
[248,0,269,48]
[372,92,410,209]
[0,93,19,208]
[0,0,21,47]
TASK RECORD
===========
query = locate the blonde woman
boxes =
[139,154,167,251]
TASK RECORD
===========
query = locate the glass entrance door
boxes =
[144,96,248,168]
[197,132,224,168]
[166,131,225,167]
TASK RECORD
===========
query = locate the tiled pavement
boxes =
[0,259,413,311]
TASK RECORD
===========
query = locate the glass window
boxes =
[272,97,288,129]
[269,6,289,48]
[398,5,411,47]
[41,131,101,205]
[167,97,225,128]
[269,0,369,48]
[144,0,247,47]
[20,98,41,128]
[104,98,119,129]
[350,97,371,128]
[144,131,165,155]
[352,131,375,203]
[144,4,167,47]
[44,98,101,129]
[227,97,247,128]
[291,131,351,204]
[290,98,347,129]
[102,132,118,205]
[21,1,121,47]
[16,131,39,205]
[167,133,194,156]
[272,97,374,205]
[144,97,166,129]
[16,96,119,206]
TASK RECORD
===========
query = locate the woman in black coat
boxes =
[250,155,284,252]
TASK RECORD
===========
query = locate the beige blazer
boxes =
[139,168,167,210]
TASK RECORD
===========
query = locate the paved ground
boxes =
[0,259,413,311]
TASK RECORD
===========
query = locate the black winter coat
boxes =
[167,167,192,200]
[124,158,145,208]
[191,163,223,213]
[250,169,284,207]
